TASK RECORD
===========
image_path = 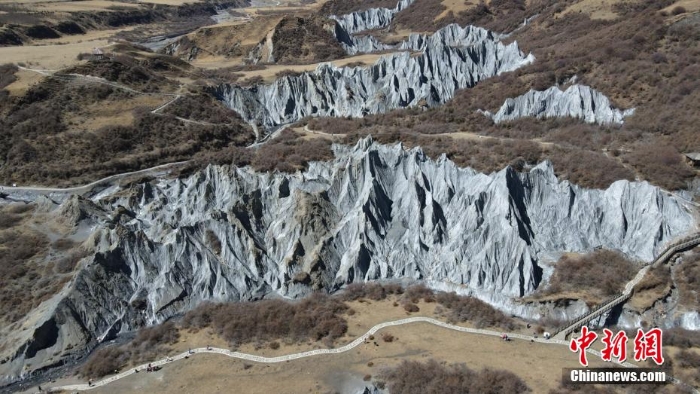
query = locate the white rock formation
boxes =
[488,84,636,125]
[247,29,276,64]
[216,24,534,131]
[1,138,694,383]
[330,0,415,35]
[680,311,700,330]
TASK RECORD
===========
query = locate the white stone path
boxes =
[47,316,696,393]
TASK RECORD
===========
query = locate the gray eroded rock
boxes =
[330,0,415,35]
[215,24,534,132]
[1,138,694,383]
[487,84,635,125]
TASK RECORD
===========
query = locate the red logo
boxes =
[569,327,664,366]
[569,326,598,366]
[601,328,628,363]
[634,328,664,365]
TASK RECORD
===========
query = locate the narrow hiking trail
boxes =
[45,316,697,393]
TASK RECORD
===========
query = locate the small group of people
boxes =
[144,363,161,373]
[501,334,511,342]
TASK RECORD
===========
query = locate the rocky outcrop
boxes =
[247,29,275,64]
[1,138,694,382]
[338,22,496,56]
[330,0,415,34]
[487,84,635,125]
[216,24,534,131]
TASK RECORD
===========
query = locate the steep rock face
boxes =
[487,84,636,125]
[330,0,415,34]
[1,139,694,382]
[247,29,275,64]
[215,24,534,131]
[338,22,495,56]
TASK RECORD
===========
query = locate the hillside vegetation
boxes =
[304,0,699,191]
[0,54,253,186]
[79,283,518,378]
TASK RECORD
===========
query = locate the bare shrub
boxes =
[676,350,700,368]
[81,347,130,379]
[435,292,517,330]
[402,302,419,313]
[340,282,404,301]
[0,63,18,90]
[672,6,687,15]
[624,144,694,190]
[269,341,280,350]
[205,230,222,255]
[665,328,700,349]
[404,284,433,303]
[381,359,530,394]
[182,293,349,346]
[52,238,77,251]
[545,250,637,299]
[320,0,397,15]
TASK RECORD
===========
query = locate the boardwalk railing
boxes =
[552,233,700,340]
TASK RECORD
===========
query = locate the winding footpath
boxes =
[46,316,696,393]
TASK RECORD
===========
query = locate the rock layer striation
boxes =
[215,24,534,131]
[1,138,694,383]
[487,84,635,125]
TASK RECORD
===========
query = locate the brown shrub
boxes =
[81,347,130,379]
[363,374,372,381]
[545,250,637,299]
[132,321,180,348]
[55,249,90,274]
[381,359,530,394]
[340,282,404,301]
[664,328,700,349]
[0,227,51,324]
[182,293,349,346]
[623,144,695,190]
[52,238,77,251]
[404,284,433,303]
[269,341,280,350]
[435,292,517,330]
[676,350,700,368]
[672,6,687,15]
[633,265,671,293]
[0,63,18,91]
[205,230,222,255]
[381,332,394,342]
[402,302,419,313]
[320,0,397,15]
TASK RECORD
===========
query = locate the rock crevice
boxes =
[1,138,693,383]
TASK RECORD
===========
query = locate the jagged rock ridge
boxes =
[215,24,534,131]
[1,138,694,382]
[330,0,415,35]
[486,84,636,125]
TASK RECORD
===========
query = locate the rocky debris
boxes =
[216,24,534,132]
[486,84,636,125]
[1,138,694,382]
